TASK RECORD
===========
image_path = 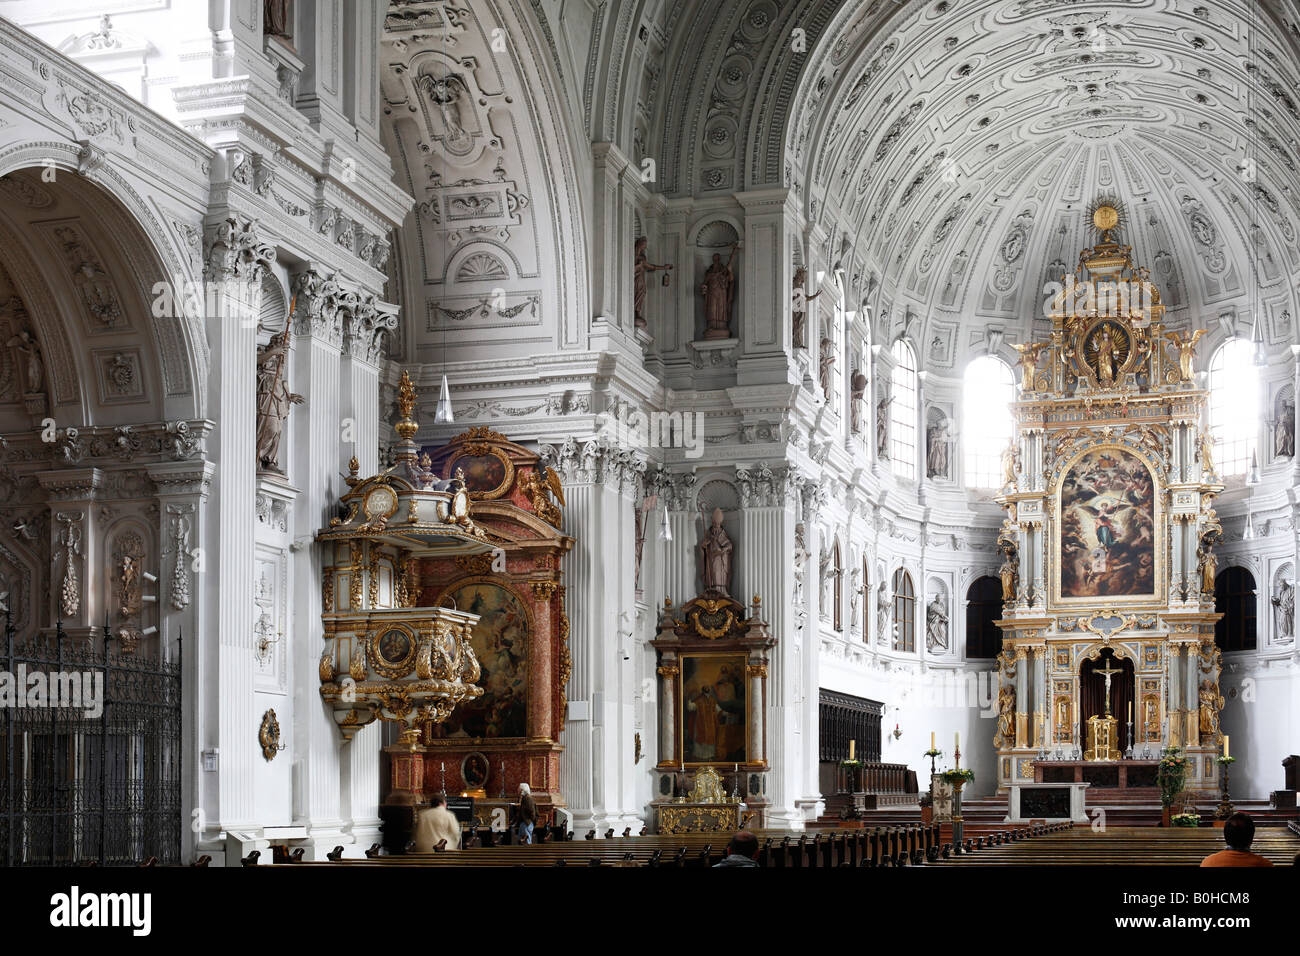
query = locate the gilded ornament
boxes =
[259,709,282,761]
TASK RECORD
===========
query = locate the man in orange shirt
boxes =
[1200,812,1274,867]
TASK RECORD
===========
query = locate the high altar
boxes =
[994,203,1226,799]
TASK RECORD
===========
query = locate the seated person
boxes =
[1200,812,1273,867]
[515,783,538,844]
[412,795,463,852]
[712,830,760,868]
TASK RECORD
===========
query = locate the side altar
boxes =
[651,589,776,831]
[993,203,1226,800]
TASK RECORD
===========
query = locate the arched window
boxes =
[890,340,918,479]
[963,356,1018,488]
[832,541,843,632]
[1208,339,1259,477]
[965,576,1004,659]
[892,568,915,652]
[1214,567,1257,652]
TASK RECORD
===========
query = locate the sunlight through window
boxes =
[963,355,1018,489]
[1207,339,1258,477]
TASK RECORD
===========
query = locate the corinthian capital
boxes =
[343,295,399,365]
[290,270,344,345]
[204,215,276,283]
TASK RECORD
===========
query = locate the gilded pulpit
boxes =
[994,202,1225,799]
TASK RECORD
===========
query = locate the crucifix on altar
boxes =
[1085,659,1122,762]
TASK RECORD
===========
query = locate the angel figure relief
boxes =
[521,464,565,528]
[1165,328,1206,382]
[1011,341,1048,389]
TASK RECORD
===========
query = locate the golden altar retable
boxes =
[992,202,1225,798]
[656,768,742,833]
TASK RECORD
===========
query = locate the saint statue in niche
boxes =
[7,327,43,393]
[819,336,836,400]
[255,329,304,473]
[925,593,948,652]
[994,684,1015,748]
[791,265,822,349]
[876,395,891,457]
[1275,398,1295,458]
[926,417,950,479]
[850,370,868,434]
[633,237,672,330]
[699,507,734,595]
[1198,680,1225,740]
[698,244,739,340]
[263,0,292,39]
[1272,577,1294,638]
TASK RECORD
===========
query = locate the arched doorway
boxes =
[1079,650,1135,754]
[964,576,1003,659]
[0,166,202,865]
[1214,567,1257,652]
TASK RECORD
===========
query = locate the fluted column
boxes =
[341,293,392,841]
[657,662,678,766]
[1184,643,1199,747]
[1014,645,1028,749]
[287,270,347,841]
[1168,645,1182,746]
[546,440,641,830]
[205,214,273,830]
[743,470,807,826]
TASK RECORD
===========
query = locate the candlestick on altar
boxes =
[440,762,447,798]
[849,738,855,761]
[1223,734,1229,759]
[498,761,506,799]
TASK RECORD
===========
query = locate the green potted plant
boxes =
[1170,812,1200,827]
[1157,747,1189,825]
[939,768,975,787]
[839,758,863,794]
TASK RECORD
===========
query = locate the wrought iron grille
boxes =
[0,618,182,866]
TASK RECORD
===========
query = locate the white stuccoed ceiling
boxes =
[795,0,1300,361]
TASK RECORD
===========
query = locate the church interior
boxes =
[1,0,1299,897]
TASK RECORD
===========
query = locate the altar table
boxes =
[1005,782,1091,823]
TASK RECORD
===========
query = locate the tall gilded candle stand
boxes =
[940,768,974,853]
[925,748,941,777]
[1214,755,1235,821]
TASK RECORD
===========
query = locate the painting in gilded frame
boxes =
[679,654,747,765]
[428,581,529,739]
[1058,447,1156,600]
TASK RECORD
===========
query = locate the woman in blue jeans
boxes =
[516,782,538,844]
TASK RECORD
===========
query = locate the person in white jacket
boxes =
[413,796,463,852]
